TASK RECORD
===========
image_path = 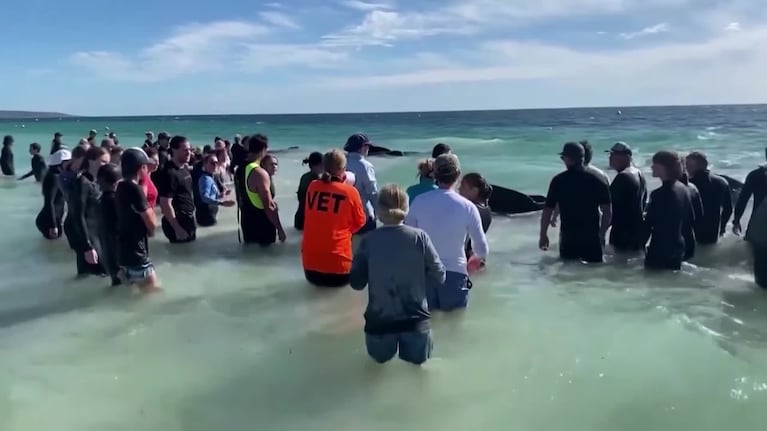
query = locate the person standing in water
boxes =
[141,147,159,209]
[640,151,695,271]
[685,152,733,245]
[406,154,489,311]
[679,162,704,260]
[18,142,47,182]
[154,132,172,174]
[302,149,367,287]
[733,147,767,236]
[143,131,155,150]
[66,147,110,277]
[295,152,323,231]
[606,142,647,252]
[344,133,379,235]
[459,172,493,259]
[97,163,122,287]
[582,140,610,184]
[431,143,451,159]
[156,136,197,243]
[350,184,446,365]
[196,153,235,227]
[240,134,285,245]
[540,142,612,263]
[50,132,64,155]
[116,148,161,293]
[36,149,70,239]
[87,129,98,147]
[1,135,14,176]
[746,196,767,288]
[406,159,437,204]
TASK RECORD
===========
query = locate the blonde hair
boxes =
[377,184,408,225]
[320,149,347,182]
[417,158,434,178]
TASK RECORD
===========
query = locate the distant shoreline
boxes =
[1,103,764,120]
[0,110,72,120]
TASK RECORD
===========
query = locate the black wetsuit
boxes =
[98,189,121,285]
[35,166,65,239]
[466,203,492,257]
[545,166,611,263]
[734,166,767,228]
[231,143,247,174]
[18,154,46,182]
[156,161,197,243]
[684,182,704,260]
[0,145,14,176]
[641,180,694,270]
[609,166,647,252]
[690,171,733,244]
[65,172,106,276]
[294,171,319,231]
[50,140,63,155]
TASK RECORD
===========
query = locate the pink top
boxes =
[140,172,158,208]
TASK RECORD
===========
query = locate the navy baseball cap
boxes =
[344,133,372,152]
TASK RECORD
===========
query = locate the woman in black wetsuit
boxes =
[294,152,323,231]
[641,151,695,271]
[1,135,14,176]
[459,172,493,258]
[36,149,71,240]
[65,147,110,276]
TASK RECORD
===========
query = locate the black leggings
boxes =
[754,245,767,289]
[305,271,350,288]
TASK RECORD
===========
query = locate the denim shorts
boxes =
[365,328,433,365]
[121,262,155,284]
[426,271,470,311]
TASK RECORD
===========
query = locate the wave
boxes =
[697,131,721,140]
[417,136,505,146]
[706,126,723,131]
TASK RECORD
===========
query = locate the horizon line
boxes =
[2,102,765,120]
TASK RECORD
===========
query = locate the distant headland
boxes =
[0,110,72,120]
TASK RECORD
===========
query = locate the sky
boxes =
[2,0,767,116]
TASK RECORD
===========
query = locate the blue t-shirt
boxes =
[406,177,437,204]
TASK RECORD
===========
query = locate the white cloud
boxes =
[69,20,347,82]
[322,26,767,90]
[324,0,691,47]
[259,11,300,30]
[619,23,670,40]
[726,22,741,31]
[339,0,394,12]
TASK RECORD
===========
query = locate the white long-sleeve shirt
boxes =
[345,153,378,219]
[405,188,489,275]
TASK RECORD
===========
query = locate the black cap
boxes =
[606,141,633,156]
[158,131,170,140]
[121,147,154,174]
[303,151,323,166]
[54,132,63,137]
[344,133,372,152]
[559,142,585,159]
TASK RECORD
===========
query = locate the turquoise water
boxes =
[2,106,767,430]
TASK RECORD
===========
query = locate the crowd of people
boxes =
[1,128,765,366]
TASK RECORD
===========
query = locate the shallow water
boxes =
[2,106,767,430]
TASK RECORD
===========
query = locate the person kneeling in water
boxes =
[459,173,493,261]
[302,149,367,287]
[350,184,446,365]
[295,152,323,231]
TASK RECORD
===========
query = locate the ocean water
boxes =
[2,105,767,430]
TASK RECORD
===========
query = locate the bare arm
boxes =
[599,204,612,240]
[467,204,489,259]
[540,207,553,239]
[249,168,284,232]
[140,208,157,236]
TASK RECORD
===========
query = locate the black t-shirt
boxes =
[546,167,611,235]
[115,180,151,267]
[155,160,195,217]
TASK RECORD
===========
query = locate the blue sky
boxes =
[2,0,766,116]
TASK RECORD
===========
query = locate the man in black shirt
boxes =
[540,142,612,263]
[606,142,647,252]
[640,151,695,271]
[685,152,733,244]
[156,135,196,243]
[116,148,160,293]
[50,132,64,155]
[733,147,767,236]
